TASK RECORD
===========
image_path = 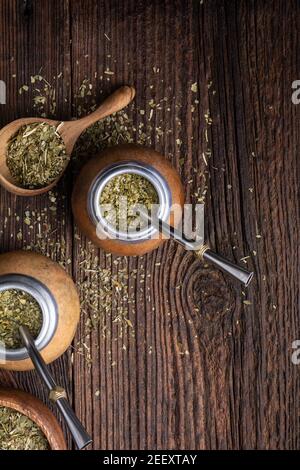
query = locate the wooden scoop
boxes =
[0,85,136,196]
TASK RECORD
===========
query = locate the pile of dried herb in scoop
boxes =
[0,289,43,349]
[0,407,49,450]
[6,122,68,189]
[100,173,159,230]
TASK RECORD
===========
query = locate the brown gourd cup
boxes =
[0,388,67,450]
[72,144,254,286]
[0,86,135,196]
[0,251,80,371]
[72,144,185,256]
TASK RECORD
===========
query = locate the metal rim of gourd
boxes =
[0,274,58,361]
[87,161,172,242]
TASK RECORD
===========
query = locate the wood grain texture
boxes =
[0,0,73,447]
[0,0,299,450]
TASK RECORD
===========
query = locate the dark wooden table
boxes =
[0,0,299,450]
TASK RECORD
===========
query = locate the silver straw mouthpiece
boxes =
[19,326,92,450]
[139,210,254,287]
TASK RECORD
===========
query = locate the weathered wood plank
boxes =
[70,0,300,450]
[0,0,73,445]
[70,0,214,450]
[197,0,300,449]
[0,0,299,451]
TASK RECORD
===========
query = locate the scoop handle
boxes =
[77,85,136,127]
[60,85,135,152]
[19,326,92,450]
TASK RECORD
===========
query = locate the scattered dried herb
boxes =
[72,110,136,167]
[76,249,136,366]
[0,407,49,450]
[7,122,68,189]
[0,289,43,349]
[1,71,210,367]
[100,173,159,230]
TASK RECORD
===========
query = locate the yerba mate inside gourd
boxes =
[99,173,159,231]
[6,122,68,189]
[0,289,43,349]
[0,407,49,450]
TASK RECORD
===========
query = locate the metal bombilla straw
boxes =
[19,326,92,450]
[139,210,254,287]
